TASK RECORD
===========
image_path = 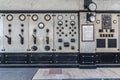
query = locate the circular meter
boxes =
[88,3,97,11]
[38,22,45,29]
[32,15,38,21]
[7,14,13,21]
[89,15,96,22]
[19,14,26,21]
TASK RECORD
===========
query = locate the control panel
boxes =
[0,0,119,54]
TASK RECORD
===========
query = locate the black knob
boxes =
[46,29,49,33]
[45,46,50,51]
[31,46,38,51]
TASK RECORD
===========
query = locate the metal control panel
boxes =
[0,0,120,67]
[0,0,119,53]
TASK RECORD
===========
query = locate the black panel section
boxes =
[97,39,106,48]
[64,42,70,47]
[4,53,28,64]
[108,39,117,48]
[0,53,120,68]
[80,54,95,65]
[84,0,92,9]
[117,53,120,63]
[96,53,117,64]
[30,53,53,64]
[110,29,115,32]
[99,29,103,32]
[54,53,78,64]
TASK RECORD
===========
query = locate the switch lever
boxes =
[5,35,11,44]
[32,35,36,44]
[46,36,49,44]
[19,34,24,45]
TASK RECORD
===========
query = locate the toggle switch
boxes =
[5,35,11,44]
[46,36,49,44]
[19,34,24,45]
[32,35,37,44]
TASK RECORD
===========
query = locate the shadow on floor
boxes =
[0,68,38,80]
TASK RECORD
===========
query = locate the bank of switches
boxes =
[1,0,120,67]
[0,13,119,53]
[0,13,78,52]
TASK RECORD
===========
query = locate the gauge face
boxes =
[89,16,96,22]
[57,15,63,20]
[32,15,38,21]
[19,14,26,21]
[70,15,75,20]
[88,3,97,11]
[44,14,51,21]
[7,14,13,21]
[38,22,45,29]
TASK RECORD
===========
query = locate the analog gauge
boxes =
[38,22,45,29]
[44,14,51,21]
[19,14,26,21]
[32,15,38,21]
[70,15,75,20]
[57,15,63,20]
[7,14,13,21]
[88,3,97,11]
[89,15,96,22]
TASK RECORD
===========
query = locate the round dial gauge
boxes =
[44,15,51,21]
[38,22,45,29]
[7,15,13,21]
[32,15,38,21]
[89,16,96,22]
[19,14,26,21]
[88,3,97,11]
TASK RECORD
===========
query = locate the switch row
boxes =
[58,38,75,42]
[100,34,114,37]
[99,29,115,33]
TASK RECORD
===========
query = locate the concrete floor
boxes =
[0,68,38,80]
[0,68,120,80]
